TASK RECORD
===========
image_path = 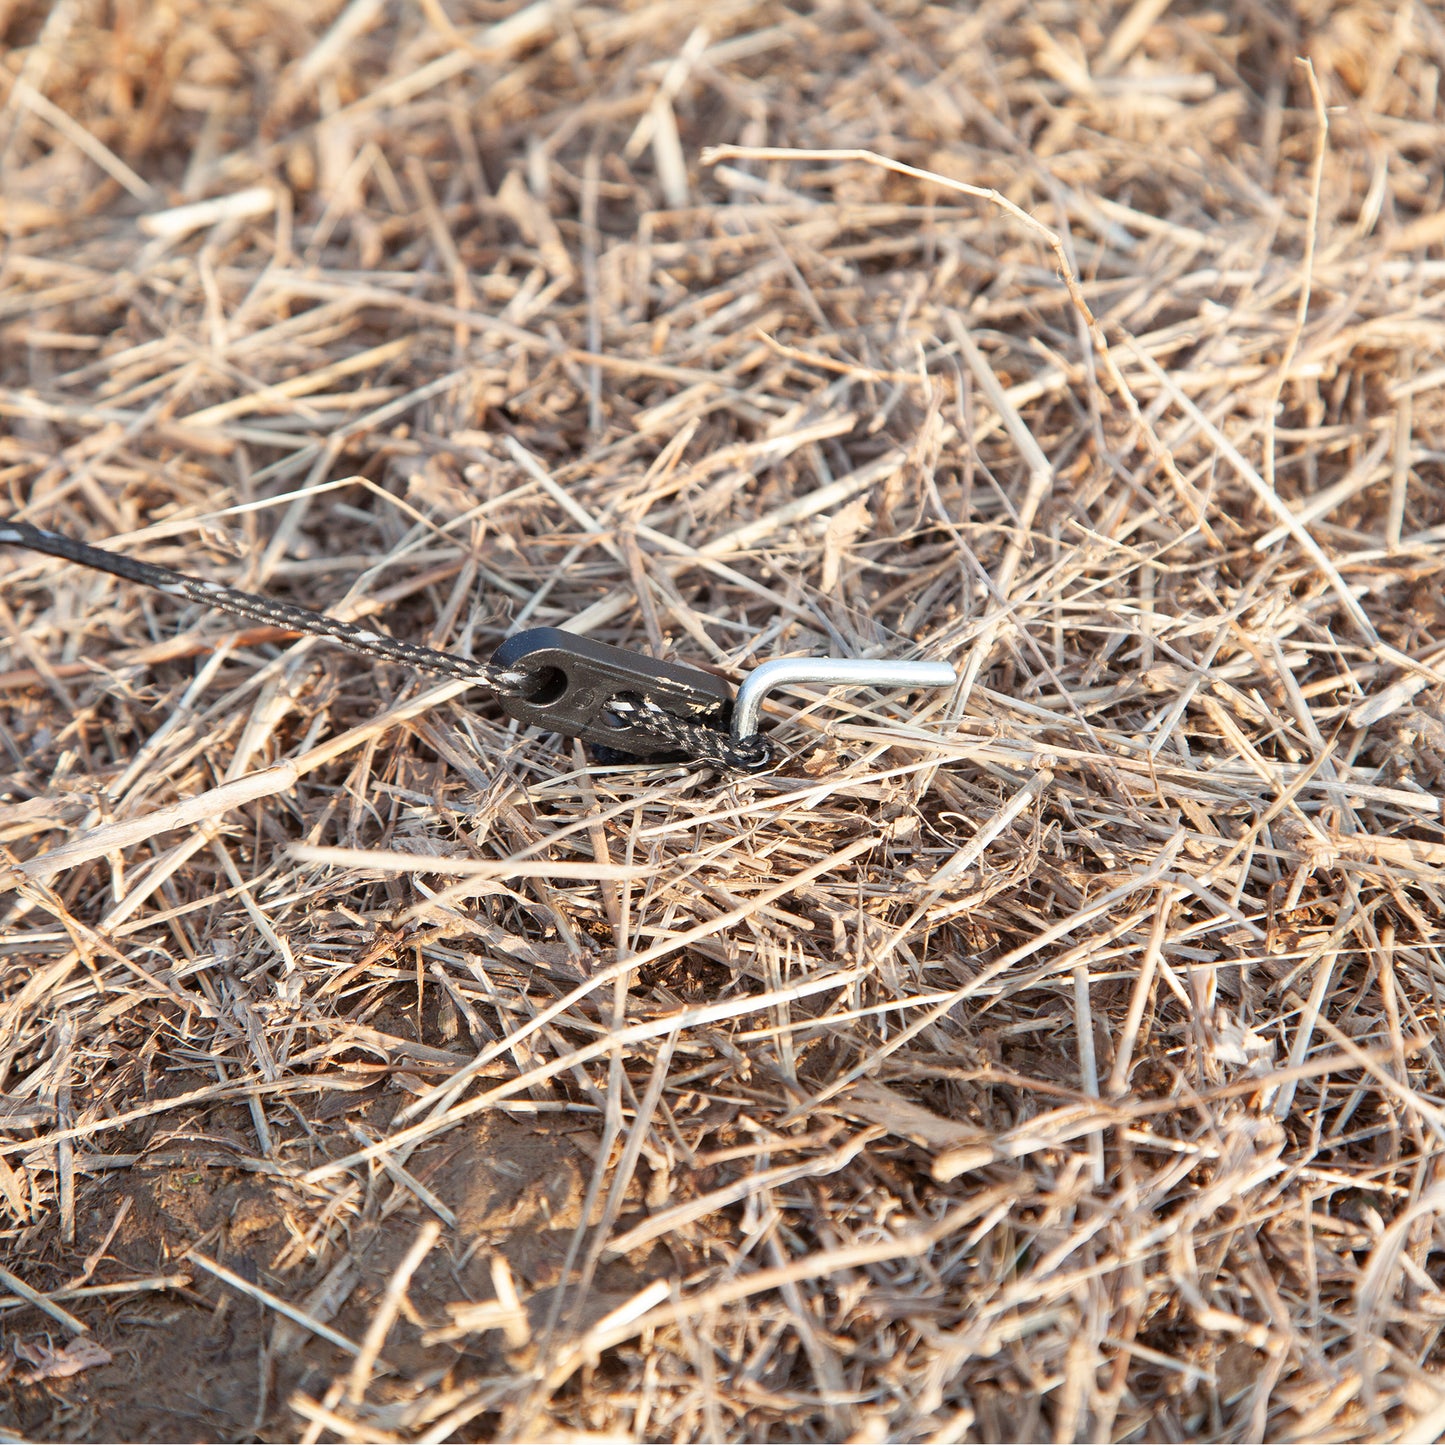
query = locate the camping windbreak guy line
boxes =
[0,522,954,774]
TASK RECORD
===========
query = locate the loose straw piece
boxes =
[189,1252,369,1359]
[287,845,651,880]
[9,80,158,203]
[20,763,300,885]
[346,1221,442,1404]
[0,1263,89,1335]
[138,186,276,239]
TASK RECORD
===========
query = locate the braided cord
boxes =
[0,521,529,696]
[1,522,771,771]
[607,695,774,772]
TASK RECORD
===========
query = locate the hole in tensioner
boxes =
[522,665,567,706]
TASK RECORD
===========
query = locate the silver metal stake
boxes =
[731,658,958,742]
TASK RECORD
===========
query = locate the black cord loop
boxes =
[604,696,775,772]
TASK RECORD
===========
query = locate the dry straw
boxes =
[1,1,1444,1441]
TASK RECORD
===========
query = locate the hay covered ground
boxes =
[1,0,1444,1439]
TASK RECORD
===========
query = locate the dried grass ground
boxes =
[1,1,1445,1440]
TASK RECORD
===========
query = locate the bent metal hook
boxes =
[731,657,958,743]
